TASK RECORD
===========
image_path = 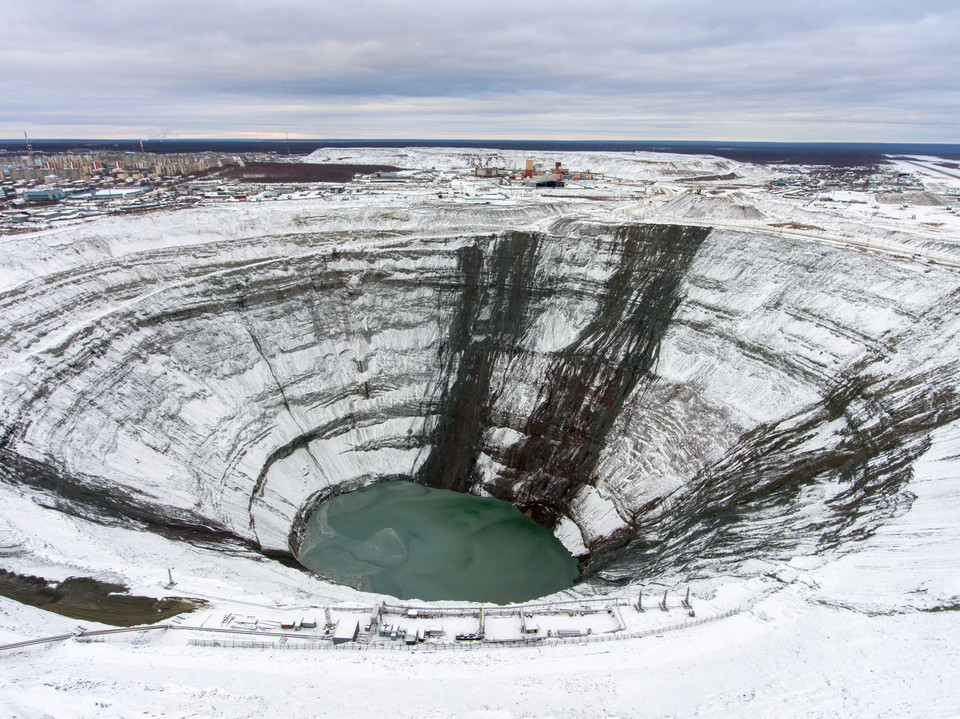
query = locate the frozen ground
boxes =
[1,147,959,717]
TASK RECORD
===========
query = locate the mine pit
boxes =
[1,201,958,609]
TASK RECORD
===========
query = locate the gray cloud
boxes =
[2,1,958,140]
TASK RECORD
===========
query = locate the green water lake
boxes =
[297,481,578,604]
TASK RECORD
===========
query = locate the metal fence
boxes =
[2,603,740,654]
[185,609,741,652]
[379,595,635,618]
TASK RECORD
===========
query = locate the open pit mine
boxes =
[1,148,959,717]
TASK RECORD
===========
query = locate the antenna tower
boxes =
[24,131,33,156]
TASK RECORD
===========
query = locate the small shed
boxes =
[332,618,360,644]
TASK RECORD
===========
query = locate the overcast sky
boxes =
[3,1,958,141]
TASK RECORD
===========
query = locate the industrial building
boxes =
[23,187,65,202]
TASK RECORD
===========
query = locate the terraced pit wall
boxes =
[1,215,958,586]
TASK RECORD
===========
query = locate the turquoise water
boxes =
[297,481,579,603]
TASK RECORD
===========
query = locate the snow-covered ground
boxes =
[1,147,959,717]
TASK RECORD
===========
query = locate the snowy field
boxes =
[1,148,959,718]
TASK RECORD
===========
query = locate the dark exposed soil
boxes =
[676,172,739,182]
[769,222,823,231]
[926,603,960,612]
[0,568,205,626]
[219,162,401,184]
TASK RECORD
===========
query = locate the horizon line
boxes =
[3,138,960,147]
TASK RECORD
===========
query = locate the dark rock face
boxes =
[417,233,543,496]
[419,225,709,532]
[1,215,958,588]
